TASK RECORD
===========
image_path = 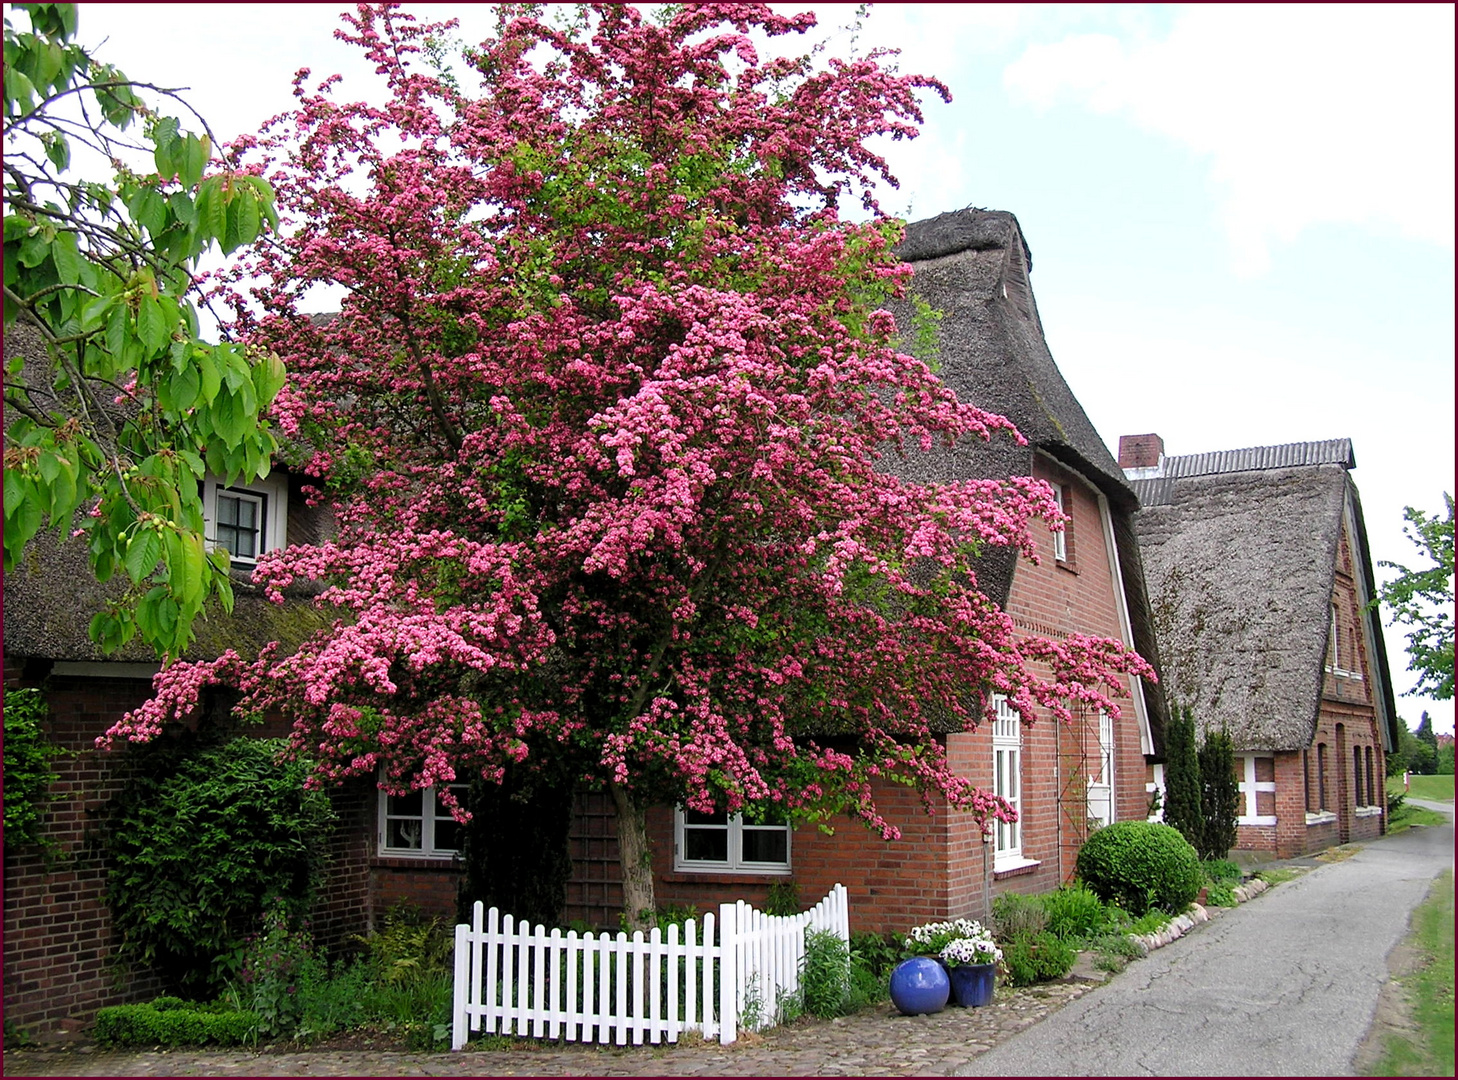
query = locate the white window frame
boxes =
[992,694,1028,867]
[1051,485,1068,562]
[378,781,470,859]
[1238,754,1277,825]
[674,808,791,875]
[203,471,287,566]
[1146,762,1166,822]
[1087,710,1115,828]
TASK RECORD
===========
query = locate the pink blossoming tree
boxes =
[104,3,1153,926]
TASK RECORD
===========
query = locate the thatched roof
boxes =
[887,209,1169,749]
[1131,439,1399,752]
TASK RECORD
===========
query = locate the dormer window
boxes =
[203,471,287,566]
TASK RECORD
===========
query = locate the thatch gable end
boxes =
[1133,464,1346,751]
[882,209,1169,749]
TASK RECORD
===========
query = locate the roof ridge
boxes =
[1163,438,1354,479]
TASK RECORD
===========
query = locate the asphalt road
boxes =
[958,809,1455,1077]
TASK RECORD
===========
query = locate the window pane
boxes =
[388,789,424,816]
[434,818,461,853]
[741,828,788,865]
[684,828,728,862]
[386,819,423,850]
[685,808,728,826]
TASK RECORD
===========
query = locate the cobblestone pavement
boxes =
[3,974,1102,1078]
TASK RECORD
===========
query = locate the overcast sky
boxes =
[72,3,1455,733]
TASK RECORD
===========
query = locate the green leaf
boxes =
[124,528,163,584]
[4,488,43,568]
[167,191,197,229]
[104,302,127,358]
[168,364,201,412]
[195,176,225,242]
[180,133,210,189]
[195,346,221,403]
[49,230,81,284]
[136,294,166,354]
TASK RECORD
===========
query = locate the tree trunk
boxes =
[610,782,657,933]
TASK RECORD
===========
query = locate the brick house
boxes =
[3,209,1170,1036]
[1121,435,1399,856]
[568,210,1171,932]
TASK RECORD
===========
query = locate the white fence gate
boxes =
[452,883,849,1050]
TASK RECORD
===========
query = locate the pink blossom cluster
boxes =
[107,4,1156,845]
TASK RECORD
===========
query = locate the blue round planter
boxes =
[888,957,950,1016]
[947,962,996,1008]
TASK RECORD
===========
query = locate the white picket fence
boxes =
[451,883,849,1050]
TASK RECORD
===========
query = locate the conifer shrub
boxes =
[1197,728,1240,860]
[1075,821,1203,916]
[1162,704,1203,850]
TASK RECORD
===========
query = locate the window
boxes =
[674,807,790,874]
[992,695,1023,864]
[1087,710,1114,828]
[1051,486,1068,562]
[1318,740,1329,810]
[1353,746,1364,808]
[203,471,287,565]
[1238,755,1277,825]
[1326,604,1340,670]
[215,488,265,561]
[378,782,470,858]
[1365,747,1375,808]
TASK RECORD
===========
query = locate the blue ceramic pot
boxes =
[888,957,950,1016]
[947,962,996,1007]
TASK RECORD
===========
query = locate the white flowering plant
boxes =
[903,918,988,957]
[940,931,1002,967]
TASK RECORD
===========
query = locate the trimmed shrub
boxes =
[1075,820,1204,916]
[94,1001,259,1047]
[1001,931,1076,986]
[1042,885,1109,942]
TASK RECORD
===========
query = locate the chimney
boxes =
[1118,434,1165,476]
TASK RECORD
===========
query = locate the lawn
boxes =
[1362,870,1454,1077]
[1387,774,1455,803]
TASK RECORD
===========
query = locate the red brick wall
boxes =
[3,674,167,1038]
[1,670,379,1038]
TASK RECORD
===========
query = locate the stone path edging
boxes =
[1129,876,1270,954]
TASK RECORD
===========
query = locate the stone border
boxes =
[1129,878,1270,954]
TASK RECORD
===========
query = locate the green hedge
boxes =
[94,1001,259,1046]
[1075,821,1203,916]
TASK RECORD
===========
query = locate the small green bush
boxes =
[1203,883,1237,907]
[848,931,900,979]
[800,929,853,1018]
[1000,931,1075,986]
[1200,858,1242,886]
[990,892,1048,941]
[94,1001,259,1047]
[1075,821,1203,916]
[1042,885,1108,941]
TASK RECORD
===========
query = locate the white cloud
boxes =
[1003,4,1455,275]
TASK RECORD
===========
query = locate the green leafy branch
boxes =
[4,2,285,658]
